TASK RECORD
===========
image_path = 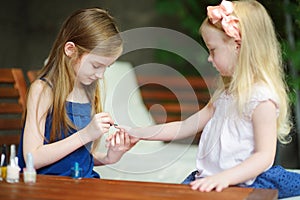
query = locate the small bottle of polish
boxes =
[0,150,4,181]
[6,144,20,183]
[23,153,36,184]
[0,144,8,181]
[71,162,82,179]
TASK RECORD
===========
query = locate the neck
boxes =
[221,76,231,89]
[67,82,89,103]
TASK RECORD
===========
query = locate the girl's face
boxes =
[201,26,239,77]
[74,53,120,85]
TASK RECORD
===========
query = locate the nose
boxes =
[95,72,104,79]
[95,68,106,79]
[207,54,212,63]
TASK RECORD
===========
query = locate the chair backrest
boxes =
[27,70,39,83]
[0,68,27,146]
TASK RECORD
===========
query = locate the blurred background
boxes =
[0,0,299,169]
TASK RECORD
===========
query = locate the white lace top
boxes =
[196,84,279,185]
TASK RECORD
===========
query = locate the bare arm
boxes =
[128,103,214,141]
[190,100,277,192]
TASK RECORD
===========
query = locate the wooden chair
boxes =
[0,68,27,146]
[27,70,39,83]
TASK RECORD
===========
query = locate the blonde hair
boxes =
[200,0,292,143]
[37,8,123,151]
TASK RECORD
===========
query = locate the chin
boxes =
[81,80,93,86]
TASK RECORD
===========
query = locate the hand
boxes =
[78,112,113,144]
[190,174,230,192]
[101,128,139,164]
[105,127,139,151]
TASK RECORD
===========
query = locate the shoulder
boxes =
[29,79,52,97]
[250,84,279,104]
[27,79,53,109]
[244,84,279,120]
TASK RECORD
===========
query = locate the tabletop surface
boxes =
[0,174,278,200]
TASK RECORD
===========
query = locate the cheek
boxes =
[72,57,84,75]
[213,54,225,68]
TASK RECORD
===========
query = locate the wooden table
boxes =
[0,175,278,200]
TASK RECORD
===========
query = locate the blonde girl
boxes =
[122,0,300,198]
[18,8,135,178]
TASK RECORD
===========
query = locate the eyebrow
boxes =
[92,61,107,67]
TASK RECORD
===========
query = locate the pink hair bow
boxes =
[207,0,241,42]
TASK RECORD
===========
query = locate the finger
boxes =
[202,184,214,192]
[100,116,114,126]
[102,126,111,134]
[106,133,114,142]
[116,133,121,145]
[111,136,115,146]
[118,128,124,132]
[94,112,110,121]
[95,112,113,125]
[124,133,130,145]
[190,180,201,190]
[120,131,125,146]
[215,185,224,192]
[200,182,215,192]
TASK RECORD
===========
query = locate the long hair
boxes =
[36,8,123,151]
[200,0,292,143]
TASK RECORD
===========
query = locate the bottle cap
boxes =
[71,162,82,179]
[9,145,16,167]
[1,144,7,166]
[74,162,79,171]
[26,153,35,171]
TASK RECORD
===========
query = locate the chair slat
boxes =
[12,68,28,109]
[137,75,215,90]
[140,90,210,102]
[0,134,21,146]
[145,103,201,115]
[0,118,22,130]
[0,68,27,146]
[27,70,39,83]
[0,103,23,114]
[0,88,20,98]
[0,69,15,83]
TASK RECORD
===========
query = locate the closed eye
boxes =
[93,64,106,69]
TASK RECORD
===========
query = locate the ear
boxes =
[235,40,241,53]
[64,41,76,57]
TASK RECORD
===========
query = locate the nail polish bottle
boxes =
[0,150,4,181]
[0,144,8,181]
[6,144,20,183]
[71,162,82,179]
[0,154,3,181]
[23,153,36,184]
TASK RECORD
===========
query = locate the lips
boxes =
[89,77,97,82]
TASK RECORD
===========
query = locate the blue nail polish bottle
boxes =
[71,162,82,179]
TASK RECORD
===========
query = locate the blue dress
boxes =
[18,101,100,178]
